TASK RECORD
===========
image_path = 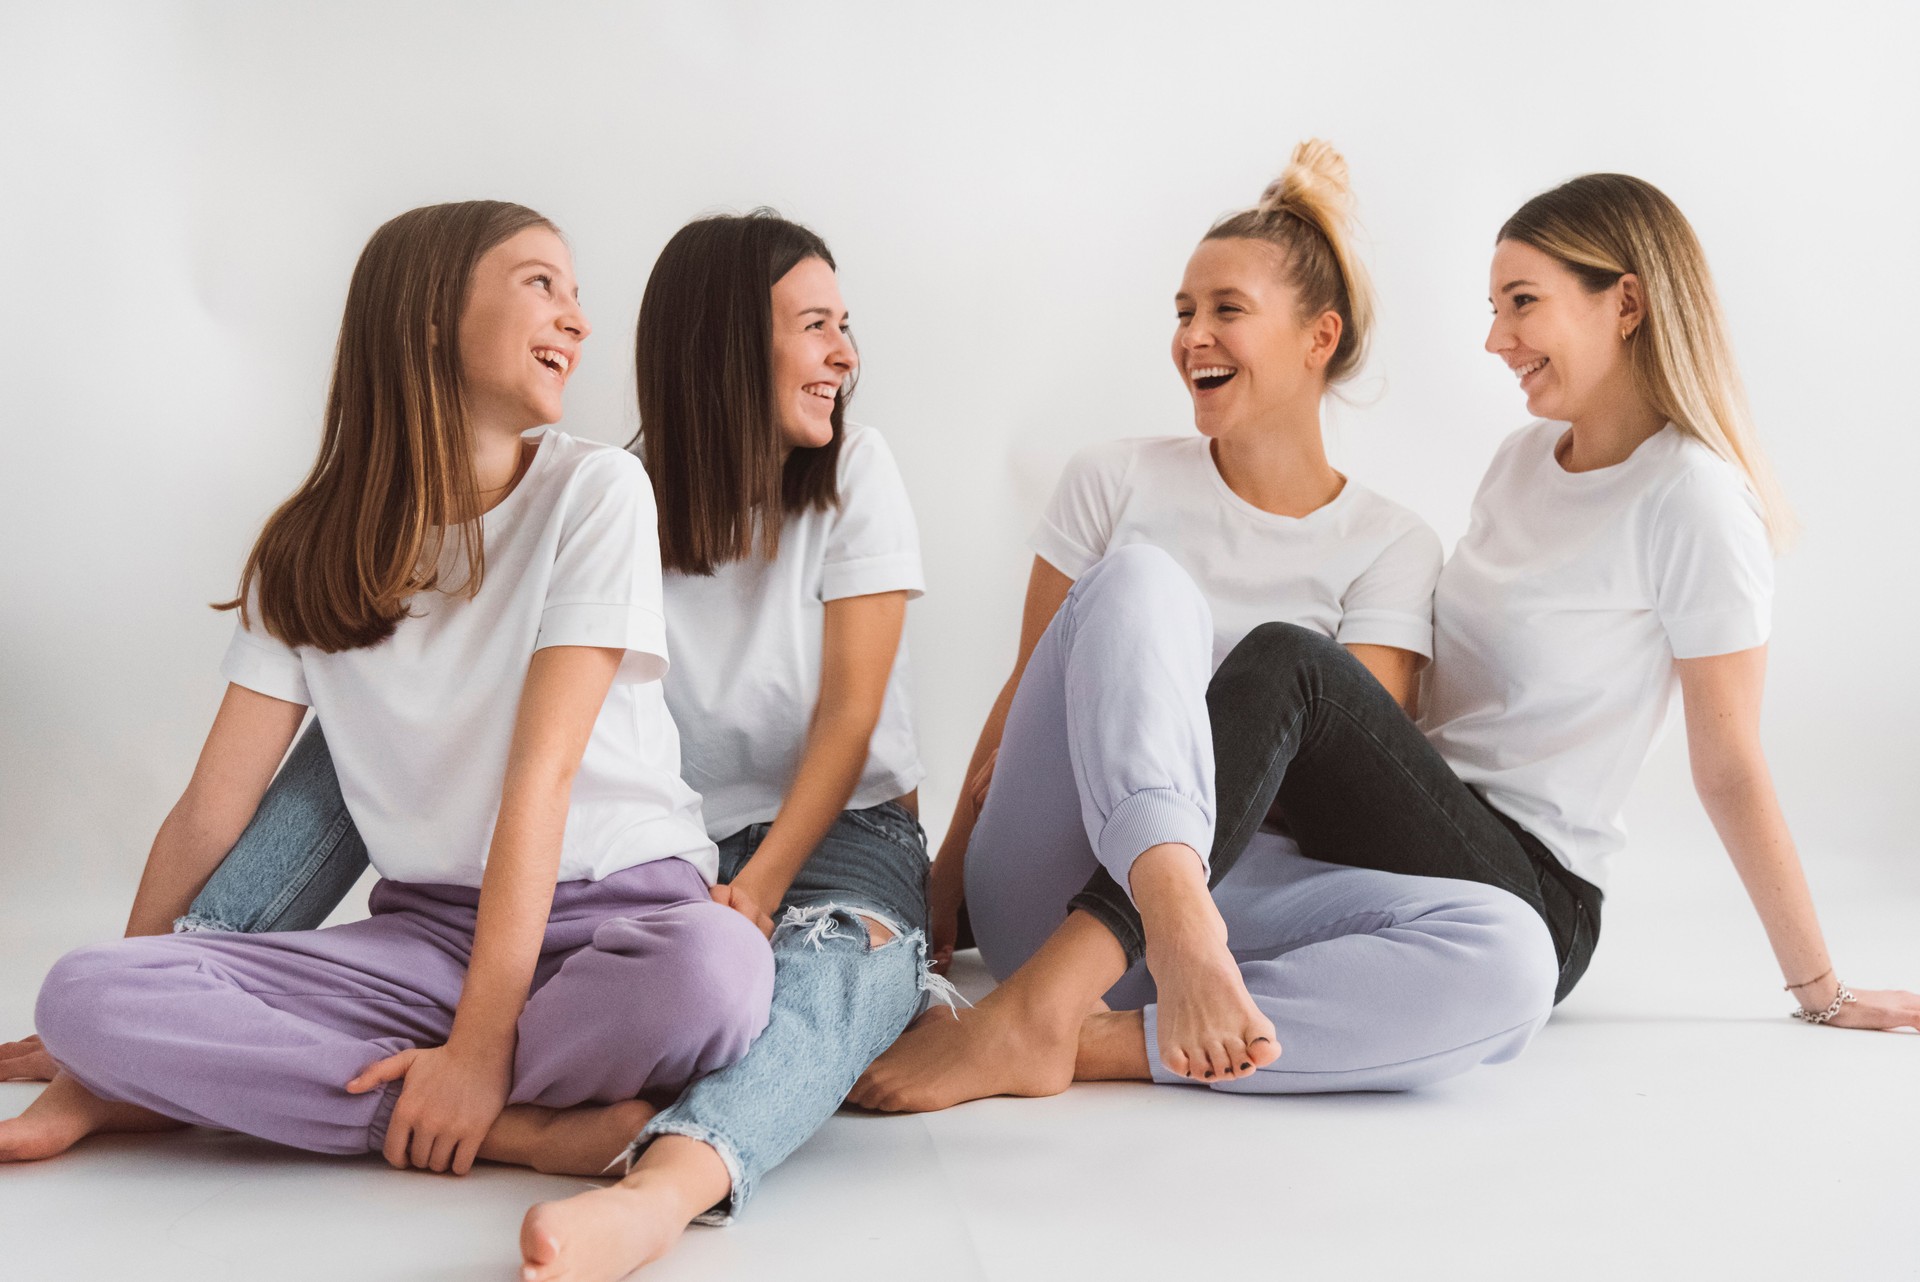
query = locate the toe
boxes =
[1248,1032,1281,1067]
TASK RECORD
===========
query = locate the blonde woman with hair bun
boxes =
[855,141,1564,1112]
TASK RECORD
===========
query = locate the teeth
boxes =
[534,349,570,375]
[804,383,838,399]
[1515,358,1546,379]
[1190,366,1235,380]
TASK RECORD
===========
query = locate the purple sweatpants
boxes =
[34,857,774,1155]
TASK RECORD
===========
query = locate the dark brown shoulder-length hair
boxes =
[216,200,557,651]
[632,209,851,576]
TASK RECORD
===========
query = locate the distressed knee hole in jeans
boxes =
[777,904,966,1016]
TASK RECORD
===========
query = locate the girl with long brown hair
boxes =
[0,201,774,1172]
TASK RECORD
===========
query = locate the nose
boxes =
[1484,313,1511,356]
[829,326,856,373]
[560,297,590,342]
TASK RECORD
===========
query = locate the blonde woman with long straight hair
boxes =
[855,142,1566,1112]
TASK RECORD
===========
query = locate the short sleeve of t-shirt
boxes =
[1031,441,1129,579]
[220,603,312,706]
[1335,518,1444,658]
[1648,463,1774,659]
[536,448,670,684]
[820,428,926,603]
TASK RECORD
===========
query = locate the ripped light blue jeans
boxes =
[182,722,938,1222]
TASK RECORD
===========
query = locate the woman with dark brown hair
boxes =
[0,201,774,1174]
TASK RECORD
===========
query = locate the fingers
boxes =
[383,1116,412,1169]
[346,1049,416,1094]
[410,1123,437,1171]
[425,1133,455,1174]
[451,1136,479,1177]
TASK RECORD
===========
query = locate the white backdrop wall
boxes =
[3,1,1916,911]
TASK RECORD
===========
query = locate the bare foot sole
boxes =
[520,1181,686,1282]
[484,1099,657,1178]
[0,1072,182,1162]
[847,988,1080,1113]
[1144,922,1280,1083]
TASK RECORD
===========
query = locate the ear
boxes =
[1616,273,1646,338]
[1306,310,1343,370]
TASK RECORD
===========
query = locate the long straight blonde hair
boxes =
[1499,174,1796,551]
[217,200,556,651]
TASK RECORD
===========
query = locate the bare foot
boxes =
[0,1071,182,1162]
[849,907,1132,1113]
[0,1034,58,1083]
[1131,845,1280,1083]
[520,1135,729,1282]
[481,1099,657,1177]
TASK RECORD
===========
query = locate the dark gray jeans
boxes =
[1070,621,1602,1004]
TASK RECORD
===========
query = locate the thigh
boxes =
[1215,624,1547,916]
[966,618,1098,980]
[779,803,930,935]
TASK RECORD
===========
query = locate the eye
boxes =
[1175,308,1194,322]
[1512,294,1537,309]
[1216,304,1242,316]
[529,274,553,292]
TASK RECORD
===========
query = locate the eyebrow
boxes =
[1497,280,1537,295]
[510,258,562,275]
[1173,287,1253,302]
[798,306,849,321]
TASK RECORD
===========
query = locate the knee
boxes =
[34,941,146,1060]
[595,902,775,1046]
[1457,889,1558,1033]
[1076,544,1210,628]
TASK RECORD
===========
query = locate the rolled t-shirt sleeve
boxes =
[1649,466,1774,659]
[537,448,670,683]
[820,428,926,602]
[1335,519,1443,658]
[1029,442,1124,580]
[220,611,312,706]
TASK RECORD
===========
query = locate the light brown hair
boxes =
[1206,138,1376,386]
[1500,174,1795,551]
[217,200,556,650]
[632,211,848,576]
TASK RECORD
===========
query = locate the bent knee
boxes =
[596,901,774,1037]
[34,940,155,1058]
[1078,545,1209,620]
[1455,888,1558,1029]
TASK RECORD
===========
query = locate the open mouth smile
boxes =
[1190,366,1237,392]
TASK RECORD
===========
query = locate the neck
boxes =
[471,420,535,515]
[1209,398,1342,517]
[1563,381,1667,472]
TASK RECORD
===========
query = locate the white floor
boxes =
[3,838,1914,1282]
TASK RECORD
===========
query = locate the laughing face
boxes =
[1485,238,1638,426]
[1172,237,1329,439]
[457,225,589,433]
[769,255,855,452]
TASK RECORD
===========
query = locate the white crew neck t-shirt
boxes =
[221,430,718,888]
[664,424,926,841]
[1030,435,1443,668]
[1421,420,1773,891]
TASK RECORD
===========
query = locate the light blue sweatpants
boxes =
[966,544,1558,1093]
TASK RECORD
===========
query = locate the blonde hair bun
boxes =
[1257,139,1355,227]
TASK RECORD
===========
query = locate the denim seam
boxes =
[256,807,358,931]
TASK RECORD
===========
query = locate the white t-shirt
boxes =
[1421,420,1773,891]
[1030,435,1443,668]
[221,430,718,888]
[664,424,926,840]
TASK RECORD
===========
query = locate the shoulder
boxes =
[543,432,652,497]
[1059,434,1191,489]
[835,422,903,483]
[1645,431,1765,535]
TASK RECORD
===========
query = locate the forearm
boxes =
[1696,768,1834,999]
[450,777,570,1054]
[123,802,253,936]
[737,710,879,903]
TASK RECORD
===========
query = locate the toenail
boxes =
[1240,1062,1251,1071]
[1204,1070,1215,1078]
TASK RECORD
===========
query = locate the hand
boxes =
[345,1042,512,1174]
[0,1034,58,1082]
[711,882,775,939]
[1820,986,1920,1033]
[967,749,999,814]
[926,856,964,976]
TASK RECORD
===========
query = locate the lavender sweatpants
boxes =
[34,857,774,1154]
[967,545,1557,1093]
